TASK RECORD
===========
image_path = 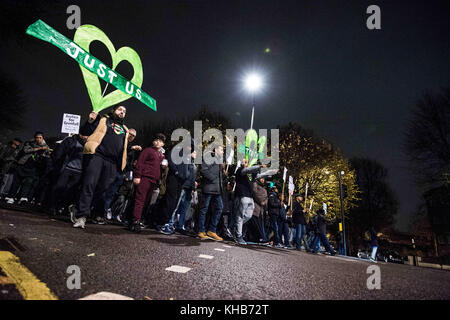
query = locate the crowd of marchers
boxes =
[1,105,382,258]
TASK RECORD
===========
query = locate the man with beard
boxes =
[70,105,130,229]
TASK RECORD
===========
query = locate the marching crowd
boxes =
[0,105,344,255]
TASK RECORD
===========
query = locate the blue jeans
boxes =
[371,246,378,260]
[312,233,333,253]
[228,197,239,233]
[270,215,280,244]
[197,194,223,233]
[278,220,290,246]
[295,224,309,249]
[168,188,192,229]
[259,214,267,241]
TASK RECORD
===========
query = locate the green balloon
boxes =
[74,25,143,112]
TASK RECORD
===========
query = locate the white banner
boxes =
[288,176,294,193]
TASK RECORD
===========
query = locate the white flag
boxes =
[283,167,287,182]
[288,176,294,194]
[234,160,241,174]
[226,148,234,165]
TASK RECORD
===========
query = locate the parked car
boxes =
[377,250,404,264]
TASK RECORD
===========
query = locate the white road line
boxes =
[165,265,192,273]
[198,254,214,259]
[223,245,232,248]
[214,248,225,252]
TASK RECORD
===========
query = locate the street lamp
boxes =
[325,169,347,256]
[243,73,263,129]
[338,171,347,256]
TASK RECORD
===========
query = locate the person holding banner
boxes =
[292,194,311,251]
[70,105,130,229]
[234,159,266,245]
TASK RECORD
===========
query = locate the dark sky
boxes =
[1,0,449,231]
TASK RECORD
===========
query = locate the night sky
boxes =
[1,0,449,231]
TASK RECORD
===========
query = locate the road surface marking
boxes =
[198,254,214,259]
[214,248,225,252]
[0,275,14,285]
[0,251,58,300]
[223,245,232,248]
[165,265,191,273]
[79,291,134,300]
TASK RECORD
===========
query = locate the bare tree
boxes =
[0,71,27,139]
[404,86,450,188]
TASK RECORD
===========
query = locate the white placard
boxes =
[61,113,81,134]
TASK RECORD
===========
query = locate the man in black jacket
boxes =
[234,159,266,244]
[48,134,87,215]
[311,209,336,255]
[197,145,225,241]
[161,143,197,235]
[268,187,282,247]
[292,194,311,251]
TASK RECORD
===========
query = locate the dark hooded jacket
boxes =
[200,152,223,195]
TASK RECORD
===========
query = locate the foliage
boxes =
[276,122,360,220]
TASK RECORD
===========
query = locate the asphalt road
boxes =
[1,207,450,300]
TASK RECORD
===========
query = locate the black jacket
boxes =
[317,213,329,235]
[292,201,307,225]
[52,135,85,173]
[268,192,281,216]
[200,160,223,195]
[179,163,196,190]
[235,165,262,198]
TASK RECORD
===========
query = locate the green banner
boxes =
[26,20,156,112]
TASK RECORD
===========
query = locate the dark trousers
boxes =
[270,215,280,244]
[49,168,81,210]
[76,155,117,218]
[103,173,124,213]
[278,220,290,246]
[132,177,157,223]
[155,174,182,226]
[7,166,37,199]
[197,194,223,233]
[247,215,266,242]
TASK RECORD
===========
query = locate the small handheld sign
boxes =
[61,113,81,134]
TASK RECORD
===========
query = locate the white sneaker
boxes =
[106,209,112,220]
[19,197,28,204]
[73,217,86,229]
[5,197,14,204]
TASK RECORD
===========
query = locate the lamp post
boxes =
[244,73,263,129]
[325,169,347,256]
[338,170,347,256]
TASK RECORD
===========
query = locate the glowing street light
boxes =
[243,72,263,129]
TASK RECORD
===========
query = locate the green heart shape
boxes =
[74,25,143,112]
